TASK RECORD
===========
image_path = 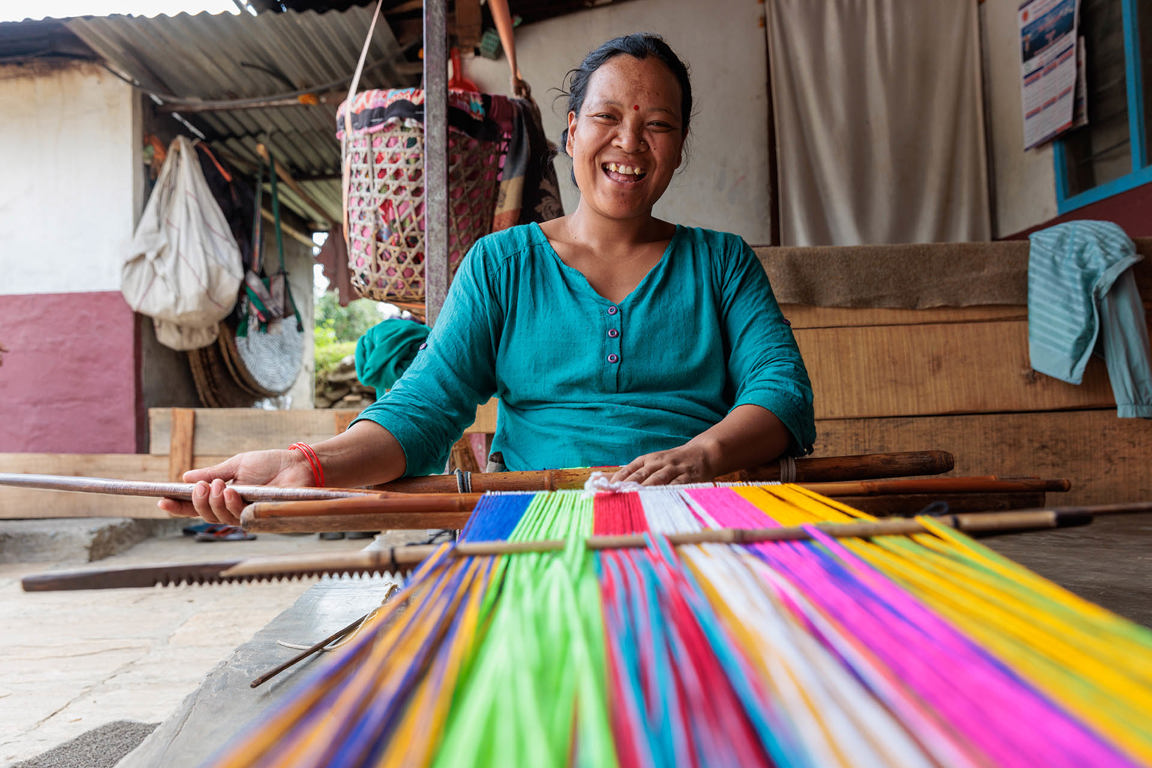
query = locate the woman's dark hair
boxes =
[559,33,693,153]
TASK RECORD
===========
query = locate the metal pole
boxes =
[423,0,449,325]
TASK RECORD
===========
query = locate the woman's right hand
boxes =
[156,449,313,526]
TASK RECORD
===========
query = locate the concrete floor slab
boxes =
[0,530,368,766]
[116,577,399,768]
[0,519,183,563]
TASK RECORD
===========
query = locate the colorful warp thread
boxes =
[210,486,1152,768]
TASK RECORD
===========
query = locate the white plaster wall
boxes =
[466,0,773,244]
[0,61,138,295]
[980,0,1059,237]
[284,236,316,409]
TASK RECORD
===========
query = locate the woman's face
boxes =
[566,55,685,224]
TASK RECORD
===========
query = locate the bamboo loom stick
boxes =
[228,507,1101,577]
[248,614,366,688]
[248,581,402,688]
[377,450,956,492]
[29,504,1151,592]
[803,476,1070,496]
[0,473,378,502]
[0,450,956,505]
[239,476,1071,533]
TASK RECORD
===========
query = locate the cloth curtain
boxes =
[766,0,991,245]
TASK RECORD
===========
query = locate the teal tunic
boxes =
[355,223,815,475]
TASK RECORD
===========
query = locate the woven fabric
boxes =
[336,88,495,140]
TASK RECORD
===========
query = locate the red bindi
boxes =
[633,104,639,110]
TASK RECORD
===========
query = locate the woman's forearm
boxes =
[310,420,408,488]
[687,403,792,478]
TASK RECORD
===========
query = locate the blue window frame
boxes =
[1054,0,1150,213]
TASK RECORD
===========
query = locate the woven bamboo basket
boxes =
[343,93,509,304]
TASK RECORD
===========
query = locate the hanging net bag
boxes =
[230,149,305,396]
[338,87,512,306]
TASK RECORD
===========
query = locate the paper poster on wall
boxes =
[1019,0,1080,149]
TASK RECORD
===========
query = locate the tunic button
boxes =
[607,353,619,364]
[418,342,428,350]
[607,328,619,338]
[607,305,618,315]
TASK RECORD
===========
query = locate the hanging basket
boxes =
[339,88,512,304]
[226,316,304,397]
[187,328,260,408]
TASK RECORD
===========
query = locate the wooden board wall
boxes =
[796,320,1115,418]
[790,302,1152,506]
[149,400,500,457]
[785,303,1139,419]
[812,411,1152,507]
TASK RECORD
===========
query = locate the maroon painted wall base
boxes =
[1006,182,1152,240]
[0,291,138,453]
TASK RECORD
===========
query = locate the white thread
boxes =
[583,471,644,496]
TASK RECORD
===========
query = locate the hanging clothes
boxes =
[492,96,563,231]
[193,141,256,273]
[1028,220,1152,418]
[315,223,356,307]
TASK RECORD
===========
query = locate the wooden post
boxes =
[424,0,450,325]
[168,408,196,481]
[333,411,357,435]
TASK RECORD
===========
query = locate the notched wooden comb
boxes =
[20,546,443,592]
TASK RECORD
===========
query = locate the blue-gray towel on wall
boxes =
[1028,220,1152,418]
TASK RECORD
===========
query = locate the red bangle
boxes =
[289,442,325,487]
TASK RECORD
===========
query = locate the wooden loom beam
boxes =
[25,504,1142,593]
[375,450,957,493]
[238,476,1070,533]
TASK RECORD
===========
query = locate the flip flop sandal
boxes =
[183,522,228,536]
[195,526,257,542]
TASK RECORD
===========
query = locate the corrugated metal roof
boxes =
[0,18,93,59]
[66,8,420,229]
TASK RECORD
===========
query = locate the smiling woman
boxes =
[162,33,816,526]
[544,52,687,303]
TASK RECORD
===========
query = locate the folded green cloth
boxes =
[355,318,430,392]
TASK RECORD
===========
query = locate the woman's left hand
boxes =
[611,443,717,486]
[611,405,793,486]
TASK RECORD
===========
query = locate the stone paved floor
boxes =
[0,530,367,766]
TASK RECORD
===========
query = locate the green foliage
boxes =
[315,292,385,342]
[314,339,357,379]
[314,292,384,378]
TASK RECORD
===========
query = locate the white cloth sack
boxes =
[122,136,243,350]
